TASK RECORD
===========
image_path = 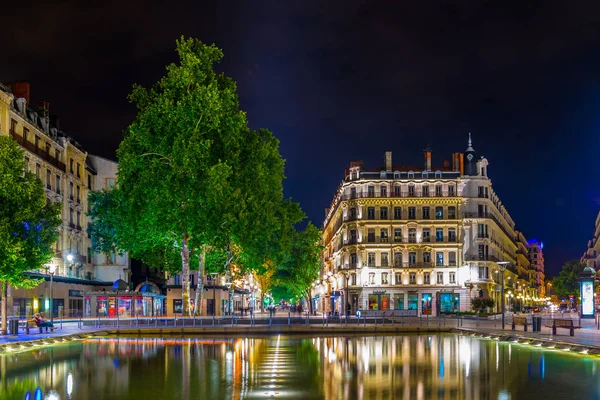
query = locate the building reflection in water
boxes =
[2,334,600,399]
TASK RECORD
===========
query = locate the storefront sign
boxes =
[69,290,84,298]
[173,299,183,314]
[581,281,594,317]
[373,290,387,294]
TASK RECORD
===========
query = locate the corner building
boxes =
[320,136,526,316]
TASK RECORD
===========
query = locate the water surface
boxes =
[1,334,599,399]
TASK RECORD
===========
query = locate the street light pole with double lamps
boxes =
[496,261,510,329]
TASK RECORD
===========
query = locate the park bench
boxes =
[544,318,574,337]
[512,316,528,331]
[18,320,44,334]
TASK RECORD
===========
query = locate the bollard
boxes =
[193,316,196,327]
[136,316,139,328]
[174,318,177,327]
[427,315,429,326]
[97,316,100,328]
[512,320,516,331]
[326,315,329,327]
[570,323,574,337]
[155,318,158,327]
[524,321,528,332]
[363,315,366,327]
[288,310,291,326]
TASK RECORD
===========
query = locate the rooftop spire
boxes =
[466,132,474,152]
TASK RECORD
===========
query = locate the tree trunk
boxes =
[193,246,206,316]
[1,282,7,335]
[181,234,191,317]
[305,289,313,315]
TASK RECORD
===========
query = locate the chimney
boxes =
[459,153,465,175]
[452,152,461,172]
[385,151,392,172]
[423,145,432,171]
[11,81,30,104]
[443,160,450,168]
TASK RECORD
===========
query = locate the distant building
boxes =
[581,211,600,270]
[319,135,535,316]
[527,239,545,296]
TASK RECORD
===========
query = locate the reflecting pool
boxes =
[2,334,600,399]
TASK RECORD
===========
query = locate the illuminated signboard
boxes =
[581,281,595,317]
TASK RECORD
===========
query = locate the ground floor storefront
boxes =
[165,285,251,316]
[315,287,469,317]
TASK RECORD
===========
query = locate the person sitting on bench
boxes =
[33,313,55,332]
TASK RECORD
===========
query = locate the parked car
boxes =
[532,306,540,313]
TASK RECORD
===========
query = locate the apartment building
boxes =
[320,135,529,316]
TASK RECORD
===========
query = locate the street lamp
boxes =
[210,272,218,323]
[225,278,233,316]
[46,263,58,323]
[496,261,510,329]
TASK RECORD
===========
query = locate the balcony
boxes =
[9,130,66,172]
[422,237,431,243]
[393,237,403,243]
[344,214,358,222]
[477,233,489,239]
[464,254,502,262]
[344,238,358,245]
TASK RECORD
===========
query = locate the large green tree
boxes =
[552,260,587,302]
[275,223,323,315]
[89,37,300,316]
[0,136,61,334]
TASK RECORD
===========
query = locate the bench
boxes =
[512,316,528,331]
[18,320,46,334]
[544,318,574,337]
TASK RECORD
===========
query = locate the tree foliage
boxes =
[471,297,495,313]
[275,223,323,314]
[88,37,303,315]
[552,260,586,301]
[0,136,61,333]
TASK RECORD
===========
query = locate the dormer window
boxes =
[394,171,400,179]
[408,171,414,179]
[435,171,442,178]
[422,171,428,179]
[380,171,386,179]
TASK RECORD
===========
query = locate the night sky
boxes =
[3,2,600,276]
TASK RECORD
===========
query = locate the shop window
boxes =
[394,294,404,310]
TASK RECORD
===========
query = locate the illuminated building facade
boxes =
[581,211,600,270]
[320,135,530,316]
[527,239,545,297]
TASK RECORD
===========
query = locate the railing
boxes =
[9,130,66,171]
[464,254,502,262]
[341,190,458,201]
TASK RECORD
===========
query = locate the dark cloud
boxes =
[3,0,600,274]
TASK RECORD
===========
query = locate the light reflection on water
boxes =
[1,334,600,399]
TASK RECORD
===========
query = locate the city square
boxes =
[1,2,600,399]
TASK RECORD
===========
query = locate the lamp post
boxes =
[343,272,350,318]
[210,272,218,323]
[47,262,58,323]
[496,261,510,329]
[225,279,233,316]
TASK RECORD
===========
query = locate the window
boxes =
[76,163,81,178]
[367,207,375,220]
[394,185,401,196]
[55,175,61,193]
[76,185,80,202]
[381,253,389,267]
[436,228,444,242]
[70,182,74,200]
[422,207,430,219]
[70,158,74,173]
[368,273,375,284]
[408,228,416,243]
[409,273,416,284]
[422,228,430,243]
[394,252,402,267]
[448,229,456,242]
[380,186,387,197]
[174,274,181,285]
[436,252,444,266]
[408,207,416,219]
[449,272,456,284]
[350,252,357,267]
[368,229,375,243]
[408,171,415,179]
[448,206,456,219]
[435,185,442,196]
[394,207,402,219]
[349,230,357,244]
[395,273,402,285]
[77,211,81,227]
[435,206,444,219]
[394,172,400,179]
[34,135,40,148]
[478,244,486,260]
[351,273,357,285]
[46,169,51,189]
[423,171,428,179]
[368,186,375,197]
[448,185,455,196]
[423,252,431,263]
[382,273,389,285]
[478,266,488,279]
[435,171,442,178]
[55,149,61,161]
[368,253,376,267]
[349,207,356,219]
[45,142,51,154]
[422,185,429,197]
[394,293,404,309]
[437,272,443,284]
[409,252,416,265]
[449,252,457,266]
[24,157,29,173]
[380,207,388,219]
[394,228,402,242]
[380,229,388,243]
[424,273,430,284]
[69,208,74,225]
[408,185,415,196]
[350,187,357,198]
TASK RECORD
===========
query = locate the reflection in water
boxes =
[2,335,600,399]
